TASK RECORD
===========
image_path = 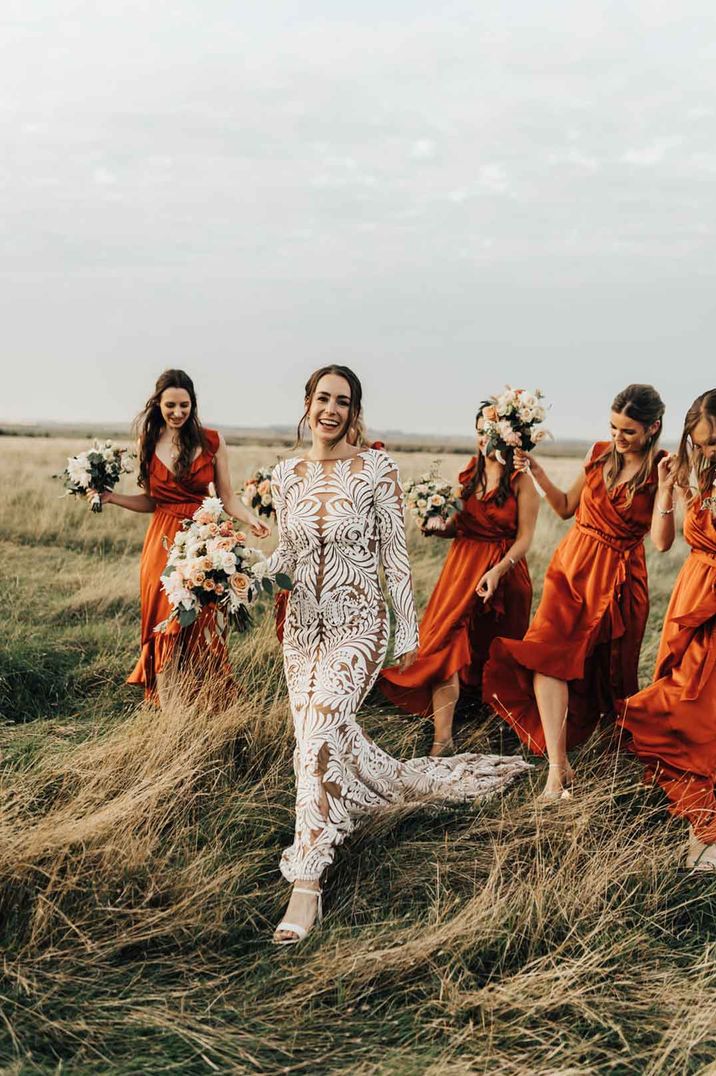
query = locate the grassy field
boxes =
[0,435,713,1075]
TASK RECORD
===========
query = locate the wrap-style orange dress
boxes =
[128,428,231,700]
[484,442,663,754]
[620,496,716,842]
[379,459,532,716]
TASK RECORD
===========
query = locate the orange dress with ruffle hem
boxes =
[483,442,664,754]
[379,459,532,717]
[127,428,232,700]
[619,498,716,842]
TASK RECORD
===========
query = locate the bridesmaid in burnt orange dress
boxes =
[620,389,716,871]
[95,369,270,701]
[380,410,539,756]
[484,384,670,798]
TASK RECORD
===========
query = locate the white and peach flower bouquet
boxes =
[403,465,463,530]
[240,467,275,519]
[156,496,291,634]
[54,441,134,512]
[480,387,551,464]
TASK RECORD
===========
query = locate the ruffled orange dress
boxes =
[379,459,532,717]
[620,497,716,841]
[484,442,664,754]
[128,428,231,700]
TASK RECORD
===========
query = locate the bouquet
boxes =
[403,465,463,529]
[240,467,275,519]
[479,387,551,464]
[156,496,291,634]
[55,441,134,512]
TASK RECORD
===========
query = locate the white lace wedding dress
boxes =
[266,448,530,882]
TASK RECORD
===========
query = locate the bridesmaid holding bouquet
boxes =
[484,384,670,799]
[380,393,540,756]
[96,369,270,701]
[620,390,716,871]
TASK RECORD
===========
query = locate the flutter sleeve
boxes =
[372,451,419,659]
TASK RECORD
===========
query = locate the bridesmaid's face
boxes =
[308,374,352,447]
[609,411,658,455]
[475,416,488,455]
[160,388,192,431]
[692,417,716,462]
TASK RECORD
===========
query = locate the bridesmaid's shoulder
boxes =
[202,427,221,454]
[585,441,610,467]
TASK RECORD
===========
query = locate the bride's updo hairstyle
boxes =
[134,368,207,489]
[296,365,365,449]
[598,383,665,506]
[675,388,716,502]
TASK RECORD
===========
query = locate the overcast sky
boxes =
[1,1,714,440]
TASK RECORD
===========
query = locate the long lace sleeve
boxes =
[372,452,419,659]
[260,462,297,579]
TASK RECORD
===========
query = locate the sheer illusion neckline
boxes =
[292,448,375,467]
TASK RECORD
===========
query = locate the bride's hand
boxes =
[398,647,419,671]
[248,515,271,539]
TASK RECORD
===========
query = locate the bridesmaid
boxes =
[484,384,669,798]
[380,405,539,756]
[620,389,716,871]
[96,369,270,701]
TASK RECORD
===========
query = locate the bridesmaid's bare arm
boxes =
[212,433,271,538]
[475,474,539,601]
[89,490,155,512]
[516,449,586,520]
[651,454,677,552]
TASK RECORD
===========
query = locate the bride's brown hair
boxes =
[134,369,207,489]
[596,383,665,506]
[296,365,364,449]
[674,389,716,503]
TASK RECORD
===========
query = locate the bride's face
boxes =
[307,374,352,449]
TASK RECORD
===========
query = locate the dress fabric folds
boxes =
[620,499,716,841]
[380,459,532,716]
[264,448,530,882]
[483,442,663,754]
[128,428,231,699]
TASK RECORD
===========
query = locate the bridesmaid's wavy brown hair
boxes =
[296,365,364,449]
[134,369,207,490]
[675,389,716,503]
[598,384,665,506]
[460,403,514,507]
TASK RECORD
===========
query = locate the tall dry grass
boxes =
[0,436,712,1074]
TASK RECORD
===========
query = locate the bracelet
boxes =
[508,556,517,568]
[658,506,674,517]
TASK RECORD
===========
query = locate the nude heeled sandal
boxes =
[273,887,323,946]
[539,763,574,803]
[686,827,716,872]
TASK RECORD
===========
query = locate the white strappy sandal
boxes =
[273,887,323,946]
[686,827,716,872]
[539,762,574,803]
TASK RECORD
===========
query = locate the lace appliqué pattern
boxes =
[266,448,530,882]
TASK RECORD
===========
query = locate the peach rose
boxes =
[230,572,250,595]
[203,578,216,591]
[214,582,225,595]
[219,522,234,537]
[189,571,206,588]
[484,405,498,421]
[234,532,247,544]
[257,479,271,496]
[207,523,219,537]
[195,511,213,526]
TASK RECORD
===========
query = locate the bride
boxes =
[263,364,530,945]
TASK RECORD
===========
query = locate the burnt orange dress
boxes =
[484,442,663,754]
[128,428,230,699]
[620,498,716,841]
[379,459,532,717]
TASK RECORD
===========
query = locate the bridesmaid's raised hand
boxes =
[514,449,532,474]
[657,453,678,491]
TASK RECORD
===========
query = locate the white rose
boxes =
[260,494,272,507]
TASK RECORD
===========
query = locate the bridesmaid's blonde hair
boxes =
[598,384,665,506]
[675,389,716,502]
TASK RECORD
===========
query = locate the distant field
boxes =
[0,434,710,1075]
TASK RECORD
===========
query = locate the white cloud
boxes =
[410,139,437,161]
[621,138,682,166]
